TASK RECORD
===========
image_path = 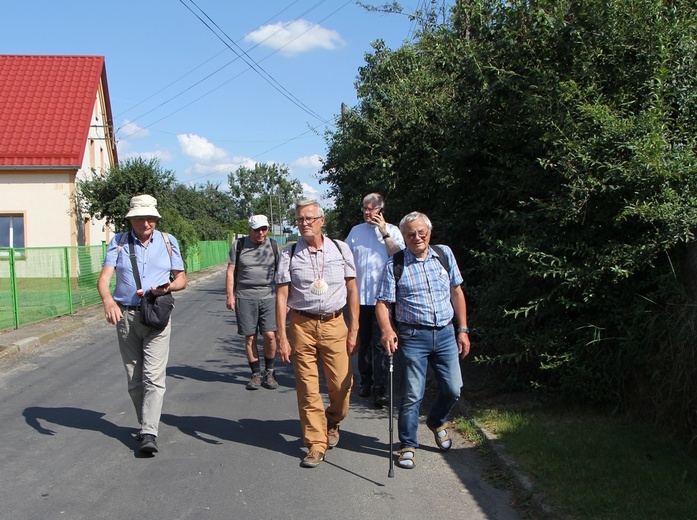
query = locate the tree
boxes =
[77,157,176,231]
[321,0,697,438]
[228,163,303,232]
[169,182,235,241]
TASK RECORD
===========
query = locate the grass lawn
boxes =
[455,401,697,520]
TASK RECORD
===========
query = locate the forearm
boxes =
[168,271,187,292]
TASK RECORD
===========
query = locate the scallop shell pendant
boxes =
[310,278,329,295]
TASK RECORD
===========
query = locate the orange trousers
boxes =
[289,311,353,453]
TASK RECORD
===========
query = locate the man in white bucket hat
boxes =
[98,194,187,455]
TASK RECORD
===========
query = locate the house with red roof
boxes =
[0,55,118,248]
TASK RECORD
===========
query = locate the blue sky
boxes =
[2,1,426,203]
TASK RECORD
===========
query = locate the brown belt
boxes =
[293,309,343,322]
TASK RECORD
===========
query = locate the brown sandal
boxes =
[429,423,452,451]
[396,447,416,469]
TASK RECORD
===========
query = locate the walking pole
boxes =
[388,353,394,478]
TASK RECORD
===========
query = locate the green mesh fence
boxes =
[0,239,228,332]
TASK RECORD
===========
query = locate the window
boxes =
[0,215,25,248]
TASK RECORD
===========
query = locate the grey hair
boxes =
[295,199,324,218]
[362,193,384,208]
[399,211,432,232]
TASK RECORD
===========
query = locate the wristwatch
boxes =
[382,233,390,239]
[457,327,470,334]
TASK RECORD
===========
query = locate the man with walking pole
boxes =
[376,211,471,470]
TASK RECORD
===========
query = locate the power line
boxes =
[119,0,343,138]
[115,0,305,120]
[180,0,328,123]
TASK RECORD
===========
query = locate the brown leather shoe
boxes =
[327,423,340,448]
[300,450,325,468]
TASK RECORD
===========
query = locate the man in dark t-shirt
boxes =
[226,215,279,390]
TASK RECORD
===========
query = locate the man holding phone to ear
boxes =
[346,193,405,406]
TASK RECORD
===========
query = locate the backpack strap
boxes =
[233,236,246,285]
[431,244,450,277]
[116,231,129,256]
[117,230,172,257]
[289,237,346,262]
[160,230,172,257]
[270,238,279,269]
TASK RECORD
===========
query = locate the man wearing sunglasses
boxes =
[375,211,471,470]
[226,214,279,391]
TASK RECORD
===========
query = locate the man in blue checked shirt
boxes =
[375,211,471,470]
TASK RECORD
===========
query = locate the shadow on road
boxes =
[23,406,137,451]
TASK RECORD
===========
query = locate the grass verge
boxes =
[454,403,697,520]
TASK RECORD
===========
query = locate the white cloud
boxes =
[119,120,150,138]
[178,133,229,163]
[292,154,323,169]
[176,133,257,183]
[302,182,320,200]
[244,20,345,57]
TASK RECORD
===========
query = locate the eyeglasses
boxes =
[296,216,322,225]
[252,226,269,232]
[362,206,382,212]
[405,229,429,240]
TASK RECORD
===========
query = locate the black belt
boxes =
[402,321,451,331]
[294,309,343,322]
[119,304,141,311]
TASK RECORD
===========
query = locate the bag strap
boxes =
[127,233,142,292]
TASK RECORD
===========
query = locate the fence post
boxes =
[9,248,19,329]
[64,247,74,315]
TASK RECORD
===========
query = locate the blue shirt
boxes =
[103,230,185,306]
[376,245,463,327]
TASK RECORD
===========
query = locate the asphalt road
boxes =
[0,271,521,520]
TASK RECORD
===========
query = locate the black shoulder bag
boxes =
[127,233,175,329]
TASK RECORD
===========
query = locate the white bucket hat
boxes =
[125,194,162,219]
[248,214,270,229]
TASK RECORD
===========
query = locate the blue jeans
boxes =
[397,323,463,449]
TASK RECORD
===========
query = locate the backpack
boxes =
[234,236,279,285]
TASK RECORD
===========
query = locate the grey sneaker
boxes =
[140,434,158,453]
[262,369,278,389]
[246,372,263,390]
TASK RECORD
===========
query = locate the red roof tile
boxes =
[0,55,114,168]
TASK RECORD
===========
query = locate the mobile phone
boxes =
[156,283,168,289]
[377,207,384,215]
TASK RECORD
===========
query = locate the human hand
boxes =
[277,337,292,364]
[103,301,123,325]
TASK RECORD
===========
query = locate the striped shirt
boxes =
[276,236,356,314]
[376,245,462,327]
